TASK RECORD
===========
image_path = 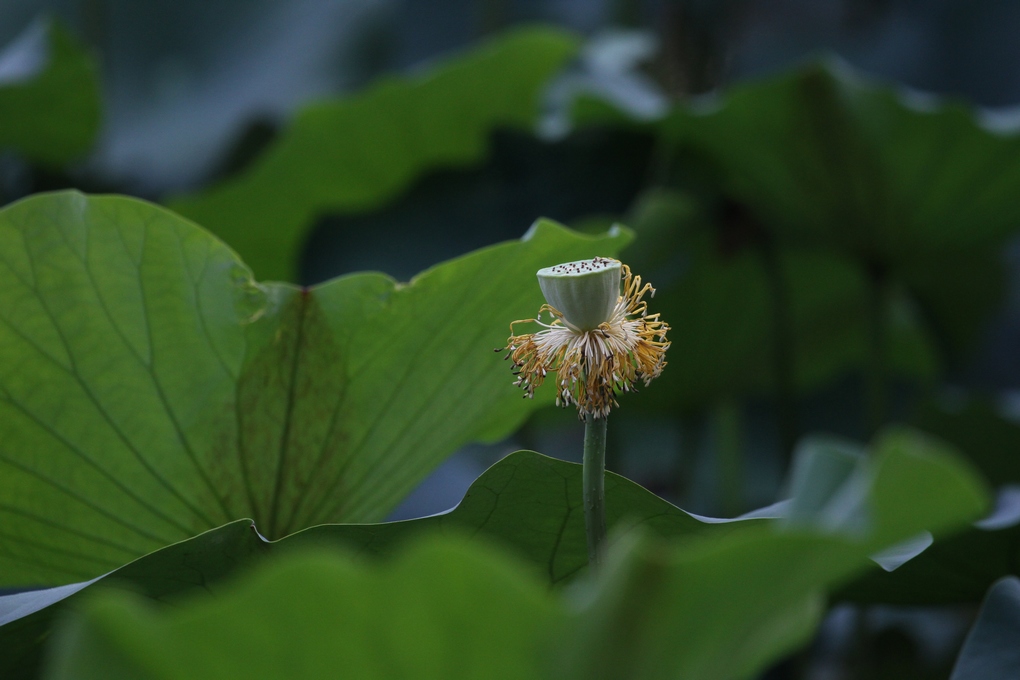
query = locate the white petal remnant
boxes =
[502,261,669,418]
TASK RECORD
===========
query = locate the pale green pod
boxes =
[537,258,622,331]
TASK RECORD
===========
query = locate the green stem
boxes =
[673,410,702,502]
[583,414,608,569]
[866,265,888,437]
[713,398,744,517]
[760,241,799,463]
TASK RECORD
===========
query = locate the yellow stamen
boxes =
[503,264,669,418]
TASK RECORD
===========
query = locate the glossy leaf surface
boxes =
[0,191,628,588]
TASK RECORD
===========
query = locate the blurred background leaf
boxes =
[43,541,563,680]
[168,27,580,282]
[661,61,1020,369]
[0,18,100,168]
[622,188,939,414]
[3,426,990,677]
[949,577,1020,680]
[40,426,986,680]
[664,61,1020,258]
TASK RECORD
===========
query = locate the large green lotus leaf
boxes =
[838,502,1020,605]
[0,190,629,588]
[0,521,261,679]
[837,399,1020,605]
[556,531,844,680]
[2,427,987,677]
[558,428,989,679]
[665,60,1020,259]
[168,27,579,282]
[0,451,748,677]
[0,19,101,166]
[280,450,757,584]
[623,190,937,410]
[41,429,986,680]
[44,541,564,680]
[663,62,1018,358]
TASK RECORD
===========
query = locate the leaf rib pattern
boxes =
[0,194,630,587]
[49,212,220,530]
[323,265,508,520]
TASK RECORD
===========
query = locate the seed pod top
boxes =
[503,257,670,419]
[536,257,622,331]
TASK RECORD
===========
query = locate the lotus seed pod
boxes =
[536,257,622,331]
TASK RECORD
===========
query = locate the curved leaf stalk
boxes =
[583,414,608,569]
[866,263,888,437]
[714,397,744,517]
[760,240,799,462]
[673,410,703,501]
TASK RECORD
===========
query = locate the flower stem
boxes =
[713,398,744,517]
[583,413,608,569]
[866,263,888,437]
[760,239,799,463]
